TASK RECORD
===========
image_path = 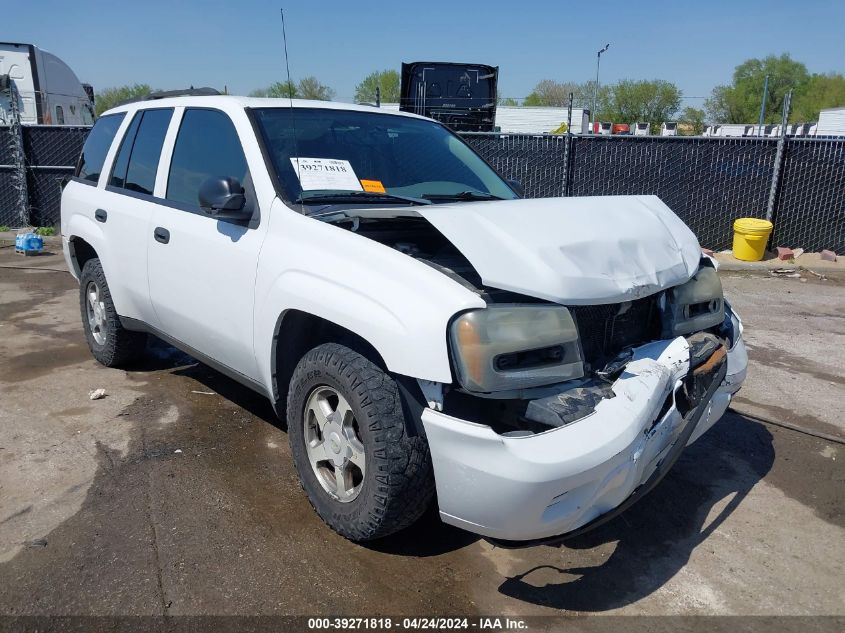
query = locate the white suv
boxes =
[61,96,747,543]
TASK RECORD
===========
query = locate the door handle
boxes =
[153,227,170,244]
[94,209,107,223]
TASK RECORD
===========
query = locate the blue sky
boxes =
[8,0,845,104]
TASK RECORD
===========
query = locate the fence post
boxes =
[3,79,29,227]
[766,90,792,222]
[562,92,574,197]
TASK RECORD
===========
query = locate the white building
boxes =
[378,104,591,134]
[816,107,845,136]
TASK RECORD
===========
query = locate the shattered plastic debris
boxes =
[769,268,801,279]
[804,268,827,281]
[88,388,106,400]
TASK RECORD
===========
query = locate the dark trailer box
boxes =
[400,61,498,132]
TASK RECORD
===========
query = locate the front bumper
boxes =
[422,334,747,542]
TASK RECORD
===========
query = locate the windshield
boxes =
[251,107,517,207]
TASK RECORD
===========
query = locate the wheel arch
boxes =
[270,309,388,418]
[67,235,99,277]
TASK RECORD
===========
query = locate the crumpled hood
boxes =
[417,195,702,305]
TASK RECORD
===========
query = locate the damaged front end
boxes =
[321,197,747,541]
[420,264,747,542]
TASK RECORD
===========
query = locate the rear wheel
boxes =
[79,258,146,367]
[287,342,434,541]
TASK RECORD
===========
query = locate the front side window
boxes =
[76,113,126,183]
[109,108,172,195]
[252,107,517,208]
[166,109,249,207]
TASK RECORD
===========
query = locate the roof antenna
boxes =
[280,7,303,208]
[280,8,295,103]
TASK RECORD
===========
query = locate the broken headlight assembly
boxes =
[661,265,725,338]
[449,305,584,393]
[721,300,743,349]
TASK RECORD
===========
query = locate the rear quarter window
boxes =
[76,113,126,183]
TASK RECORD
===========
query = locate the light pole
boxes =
[593,43,610,132]
[758,74,769,136]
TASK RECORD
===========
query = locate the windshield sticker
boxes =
[360,179,386,193]
[290,158,363,191]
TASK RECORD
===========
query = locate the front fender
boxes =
[253,202,486,395]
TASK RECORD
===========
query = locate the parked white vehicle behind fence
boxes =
[61,96,747,543]
[0,42,94,125]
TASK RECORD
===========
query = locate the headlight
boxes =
[449,305,584,393]
[662,265,725,337]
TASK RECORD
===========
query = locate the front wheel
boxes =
[287,343,434,541]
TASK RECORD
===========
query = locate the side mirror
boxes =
[198,177,249,219]
[506,179,524,197]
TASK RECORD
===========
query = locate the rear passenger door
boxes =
[99,108,173,324]
[147,107,267,382]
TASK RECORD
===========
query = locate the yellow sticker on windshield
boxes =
[361,179,386,193]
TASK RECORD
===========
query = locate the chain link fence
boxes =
[773,139,845,253]
[0,128,20,226]
[463,132,844,252]
[0,123,842,253]
[0,124,87,228]
[22,126,89,227]
[0,123,28,228]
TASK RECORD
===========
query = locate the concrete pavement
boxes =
[0,248,842,618]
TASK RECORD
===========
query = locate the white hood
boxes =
[417,195,702,305]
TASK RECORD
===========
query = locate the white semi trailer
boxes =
[0,42,94,125]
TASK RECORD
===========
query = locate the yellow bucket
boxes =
[732,218,773,261]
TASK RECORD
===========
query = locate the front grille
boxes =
[570,296,662,370]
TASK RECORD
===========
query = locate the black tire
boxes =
[79,258,146,367]
[287,342,435,541]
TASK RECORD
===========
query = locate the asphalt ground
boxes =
[0,247,842,628]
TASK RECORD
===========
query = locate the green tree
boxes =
[94,84,153,116]
[353,70,400,103]
[498,96,519,106]
[297,76,335,101]
[792,72,845,121]
[705,54,810,123]
[522,80,596,108]
[679,106,706,135]
[598,79,681,125]
[249,81,298,98]
[524,80,577,107]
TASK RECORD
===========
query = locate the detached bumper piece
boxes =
[423,333,742,542]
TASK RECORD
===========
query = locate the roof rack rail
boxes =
[115,86,222,107]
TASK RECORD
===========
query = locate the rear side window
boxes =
[76,113,126,183]
[109,109,172,195]
[55,105,64,125]
[166,109,249,207]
